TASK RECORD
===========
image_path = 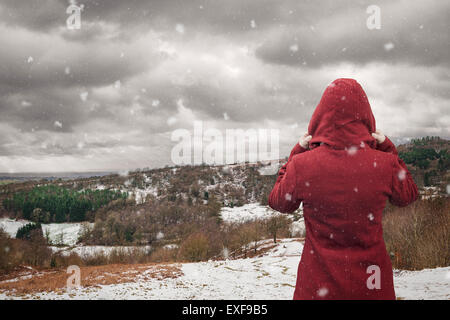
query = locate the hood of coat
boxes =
[308,78,378,150]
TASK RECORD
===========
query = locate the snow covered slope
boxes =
[0,218,92,246]
[1,238,448,300]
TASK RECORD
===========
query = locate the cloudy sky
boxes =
[0,0,449,173]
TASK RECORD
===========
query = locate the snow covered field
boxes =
[0,218,92,246]
[1,239,448,300]
[220,203,295,223]
[50,245,152,258]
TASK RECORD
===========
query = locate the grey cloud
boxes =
[255,0,450,67]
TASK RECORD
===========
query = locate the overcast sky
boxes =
[0,0,449,173]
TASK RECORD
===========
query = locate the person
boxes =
[268,78,419,300]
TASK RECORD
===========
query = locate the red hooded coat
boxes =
[269,78,419,300]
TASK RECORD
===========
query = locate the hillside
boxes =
[0,239,448,300]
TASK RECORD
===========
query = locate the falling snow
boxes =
[80,91,88,102]
[175,24,185,34]
[347,146,358,156]
[167,117,177,126]
[398,169,407,181]
[289,44,299,52]
[384,42,395,51]
[317,287,329,297]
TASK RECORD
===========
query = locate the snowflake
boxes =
[289,44,299,52]
[114,80,121,89]
[329,233,334,239]
[398,169,406,181]
[152,99,160,107]
[175,24,185,34]
[347,146,358,156]
[305,181,310,187]
[167,117,177,126]
[354,187,358,192]
[27,56,34,63]
[341,96,346,100]
[223,112,229,120]
[368,213,374,221]
[250,20,257,28]
[373,161,377,168]
[21,100,32,107]
[384,42,395,51]
[222,247,229,259]
[317,287,329,297]
[285,193,292,201]
[80,91,88,102]
[54,120,62,128]
[65,66,71,74]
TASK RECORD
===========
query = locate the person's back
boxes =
[268,78,419,300]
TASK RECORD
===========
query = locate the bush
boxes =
[16,223,43,241]
[383,198,450,270]
[178,232,210,262]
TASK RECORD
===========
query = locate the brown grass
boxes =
[0,262,183,295]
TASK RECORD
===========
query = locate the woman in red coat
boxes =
[269,78,419,300]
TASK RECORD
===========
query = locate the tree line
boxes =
[2,185,128,223]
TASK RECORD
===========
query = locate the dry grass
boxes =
[383,197,449,270]
[0,262,183,295]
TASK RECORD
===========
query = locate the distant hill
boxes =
[0,137,448,219]
[396,136,449,190]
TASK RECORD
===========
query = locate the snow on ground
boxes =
[0,218,29,237]
[220,203,283,223]
[50,245,152,258]
[1,238,448,300]
[394,268,450,300]
[0,218,92,246]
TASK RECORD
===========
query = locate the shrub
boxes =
[383,198,450,270]
[16,223,43,241]
[178,232,210,262]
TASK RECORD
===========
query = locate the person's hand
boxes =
[371,130,386,144]
[299,132,312,149]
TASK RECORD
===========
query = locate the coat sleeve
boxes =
[268,143,307,213]
[377,137,419,207]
